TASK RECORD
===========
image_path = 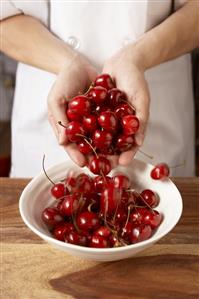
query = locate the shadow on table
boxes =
[49,254,198,299]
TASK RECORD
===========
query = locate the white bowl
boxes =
[19,159,182,262]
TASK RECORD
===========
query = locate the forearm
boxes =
[130,0,199,70]
[0,14,74,74]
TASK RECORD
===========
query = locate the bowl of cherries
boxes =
[19,74,182,261]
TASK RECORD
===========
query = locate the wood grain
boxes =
[1,177,199,299]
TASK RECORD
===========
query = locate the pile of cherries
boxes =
[42,171,163,248]
[60,73,139,172]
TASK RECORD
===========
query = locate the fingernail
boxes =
[136,134,144,146]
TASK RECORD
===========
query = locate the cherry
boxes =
[130,224,152,244]
[130,208,147,225]
[68,95,91,116]
[65,231,88,246]
[94,175,112,193]
[88,86,108,104]
[65,121,85,142]
[122,115,140,135]
[109,234,119,247]
[116,134,134,152]
[143,210,163,229]
[100,184,122,215]
[94,74,115,90]
[122,222,134,242]
[108,88,125,107]
[114,207,127,225]
[66,109,82,122]
[98,111,117,132]
[94,226,111,238]
[89,156,111,175]
[112,174,130,189]
[60,194,79,217]
[77,211,100,231]
[95,104,111,114]
[77,140,92,154]
[90,235,110,248]
[92,129,113,149]
[114,103,135,119]
[83,115,98,133]
[81,193,100,212]
[42,207,64,226]
[51,183,67,199]
[75,174,94,194]
[53,223,74,241]
[65,176,76,191]
[151,163,170,180]
[140,189,159,208]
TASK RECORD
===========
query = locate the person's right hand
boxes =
[47,53,98,167]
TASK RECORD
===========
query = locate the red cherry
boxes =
[122,115,140,135]
[83,115,98,133]
[94,226,111,238]
[60,194,79,217]
[90,235,110,248]
[68,95,91,116]
[66,109,82,122]
[92,129,112,149]
[77,211,100,232]
[140,189,159,208]
[114,103,135,119]
[88,86,108,104]
[112,174,130,189]
[95,104,111,114]
[75,173,94,194]
[77,140,92,154]
[109,234,118,247]
[108,88,125,107]
[51,183,68,199]
[130,224,152,244]
[94,175,112,192]
[94,74,115,90]
[150,163,170,180]
[116,134,134,152]
[143,210,163,229]
[42,207,64,226]
[122,222,134,242]
[100,184,122,215]
[130,208,147,225]
[89,156,111,175]
[65,176,76,191]
[53,223,74,241]
[114,207,127,225]
[65,121,85,142]
[98,111,117,132]
[65,231,88,246]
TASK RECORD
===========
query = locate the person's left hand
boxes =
[102,44,150,165]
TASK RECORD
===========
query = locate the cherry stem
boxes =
[42,155,55,185]
[58,121,67,129]
[83,83,94,95]
[121,204,132,237]
[170,159,186,169]
[76,134,99,158]
[138,149,153,160]
[129,189,154,212]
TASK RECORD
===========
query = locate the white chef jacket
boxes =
[1,0,195,177]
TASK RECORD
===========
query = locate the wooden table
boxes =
[1,178,199,299]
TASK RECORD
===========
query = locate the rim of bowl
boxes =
[19,159,183,253]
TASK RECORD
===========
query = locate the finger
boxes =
[48,95,68,145]
[62,143,87,167]
[118,146,139,166]
[48,112,59,139]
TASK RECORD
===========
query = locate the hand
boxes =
[102,44,150,165]
[47,52,98,167]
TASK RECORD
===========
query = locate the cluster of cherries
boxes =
[42,169,164,248]
[59,73,139,173]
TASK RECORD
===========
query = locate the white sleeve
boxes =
[0,0,23,20]
[0,1,48,25]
